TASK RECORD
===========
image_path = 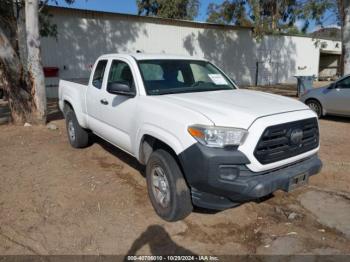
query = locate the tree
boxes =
[206,0,350,75]
[207,0,338,37]
[0,0,72,124]
[137,0,200,20]
[0,0,34,123]
[26,0,47,123]
[207,0,252,26]
[343,0,350,74]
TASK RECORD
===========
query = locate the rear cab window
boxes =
[92,60,108,89]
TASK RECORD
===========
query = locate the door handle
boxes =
[100,99,108,105]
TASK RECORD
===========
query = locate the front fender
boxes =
[135,123,193,161]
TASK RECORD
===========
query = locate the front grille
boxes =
[254,118,319,164]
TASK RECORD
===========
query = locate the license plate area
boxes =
[288,173,309,191]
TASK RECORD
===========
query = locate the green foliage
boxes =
[137,0,200,20]
[39,7,58,38]
[284,26,306,35]
[39,0,75,38]
[207,0,251,26]
[36,0,77,38]
[207,0,339,38]
[295,0,339,32]
[0,0,74,39]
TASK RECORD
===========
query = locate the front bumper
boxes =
[178,143,322,210]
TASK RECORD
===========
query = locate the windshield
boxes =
[137,60,236,95]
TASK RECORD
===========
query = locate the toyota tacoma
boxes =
[59,53,322,221]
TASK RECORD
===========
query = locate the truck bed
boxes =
[62,78,89,86]
[58,79,89,121]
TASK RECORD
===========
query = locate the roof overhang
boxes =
[320,50,342,55]
[46,5,254,31]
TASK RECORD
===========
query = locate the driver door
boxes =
[96,59,138,154]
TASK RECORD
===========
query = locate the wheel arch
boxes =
[139,134,181,166]
[139,133,193,190]
[63,100,74,115]
[62,97,88,128]
[305,97,325,116]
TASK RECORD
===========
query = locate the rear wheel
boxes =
[306,99,323,118]
[146,149,193,221]
[65,108,89,148]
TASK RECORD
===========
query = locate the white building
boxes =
[41,6,342,97]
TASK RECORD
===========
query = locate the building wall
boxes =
[41,8,256,87]
[41,7,342,97]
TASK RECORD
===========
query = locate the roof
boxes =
[100,53,207,61]
[310,28,341,41]
[46,6,342,42]
[46,5,253,31]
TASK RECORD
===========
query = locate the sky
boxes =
[50,0,339,33]
[51,0,223,20]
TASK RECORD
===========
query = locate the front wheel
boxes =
[146,149,193,221]
[306,99,323,118]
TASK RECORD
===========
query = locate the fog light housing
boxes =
[219,166,239,181]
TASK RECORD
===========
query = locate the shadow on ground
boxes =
[91,135,145,176]
[89,133,279,218]
[125,225,197,257]
[322,115,350,123]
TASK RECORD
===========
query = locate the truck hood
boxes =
[159,89,309,129]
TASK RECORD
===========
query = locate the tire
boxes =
[306,99,323,118]
[65,108,89,148]
[146,149,193,221]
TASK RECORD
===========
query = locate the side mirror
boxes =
[107,82,136,97]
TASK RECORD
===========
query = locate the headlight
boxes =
[188,125,248,148]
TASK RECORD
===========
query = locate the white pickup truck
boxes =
[59,53,322,221]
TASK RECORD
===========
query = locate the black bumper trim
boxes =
[179,143,322,210]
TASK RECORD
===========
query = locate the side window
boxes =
[336,77,350,89]
[108,60,135,88]
[92,60,107,89]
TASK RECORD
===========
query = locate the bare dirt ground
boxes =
[1,94,350,256]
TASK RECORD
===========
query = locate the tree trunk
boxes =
[15,0,28,73]
[25,0,47,124]
[0,26,34,123]
[343,0,350,75]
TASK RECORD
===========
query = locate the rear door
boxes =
[86,59,108,130]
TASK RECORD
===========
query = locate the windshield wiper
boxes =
[187,87,233,93]
[149,86,233,96]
